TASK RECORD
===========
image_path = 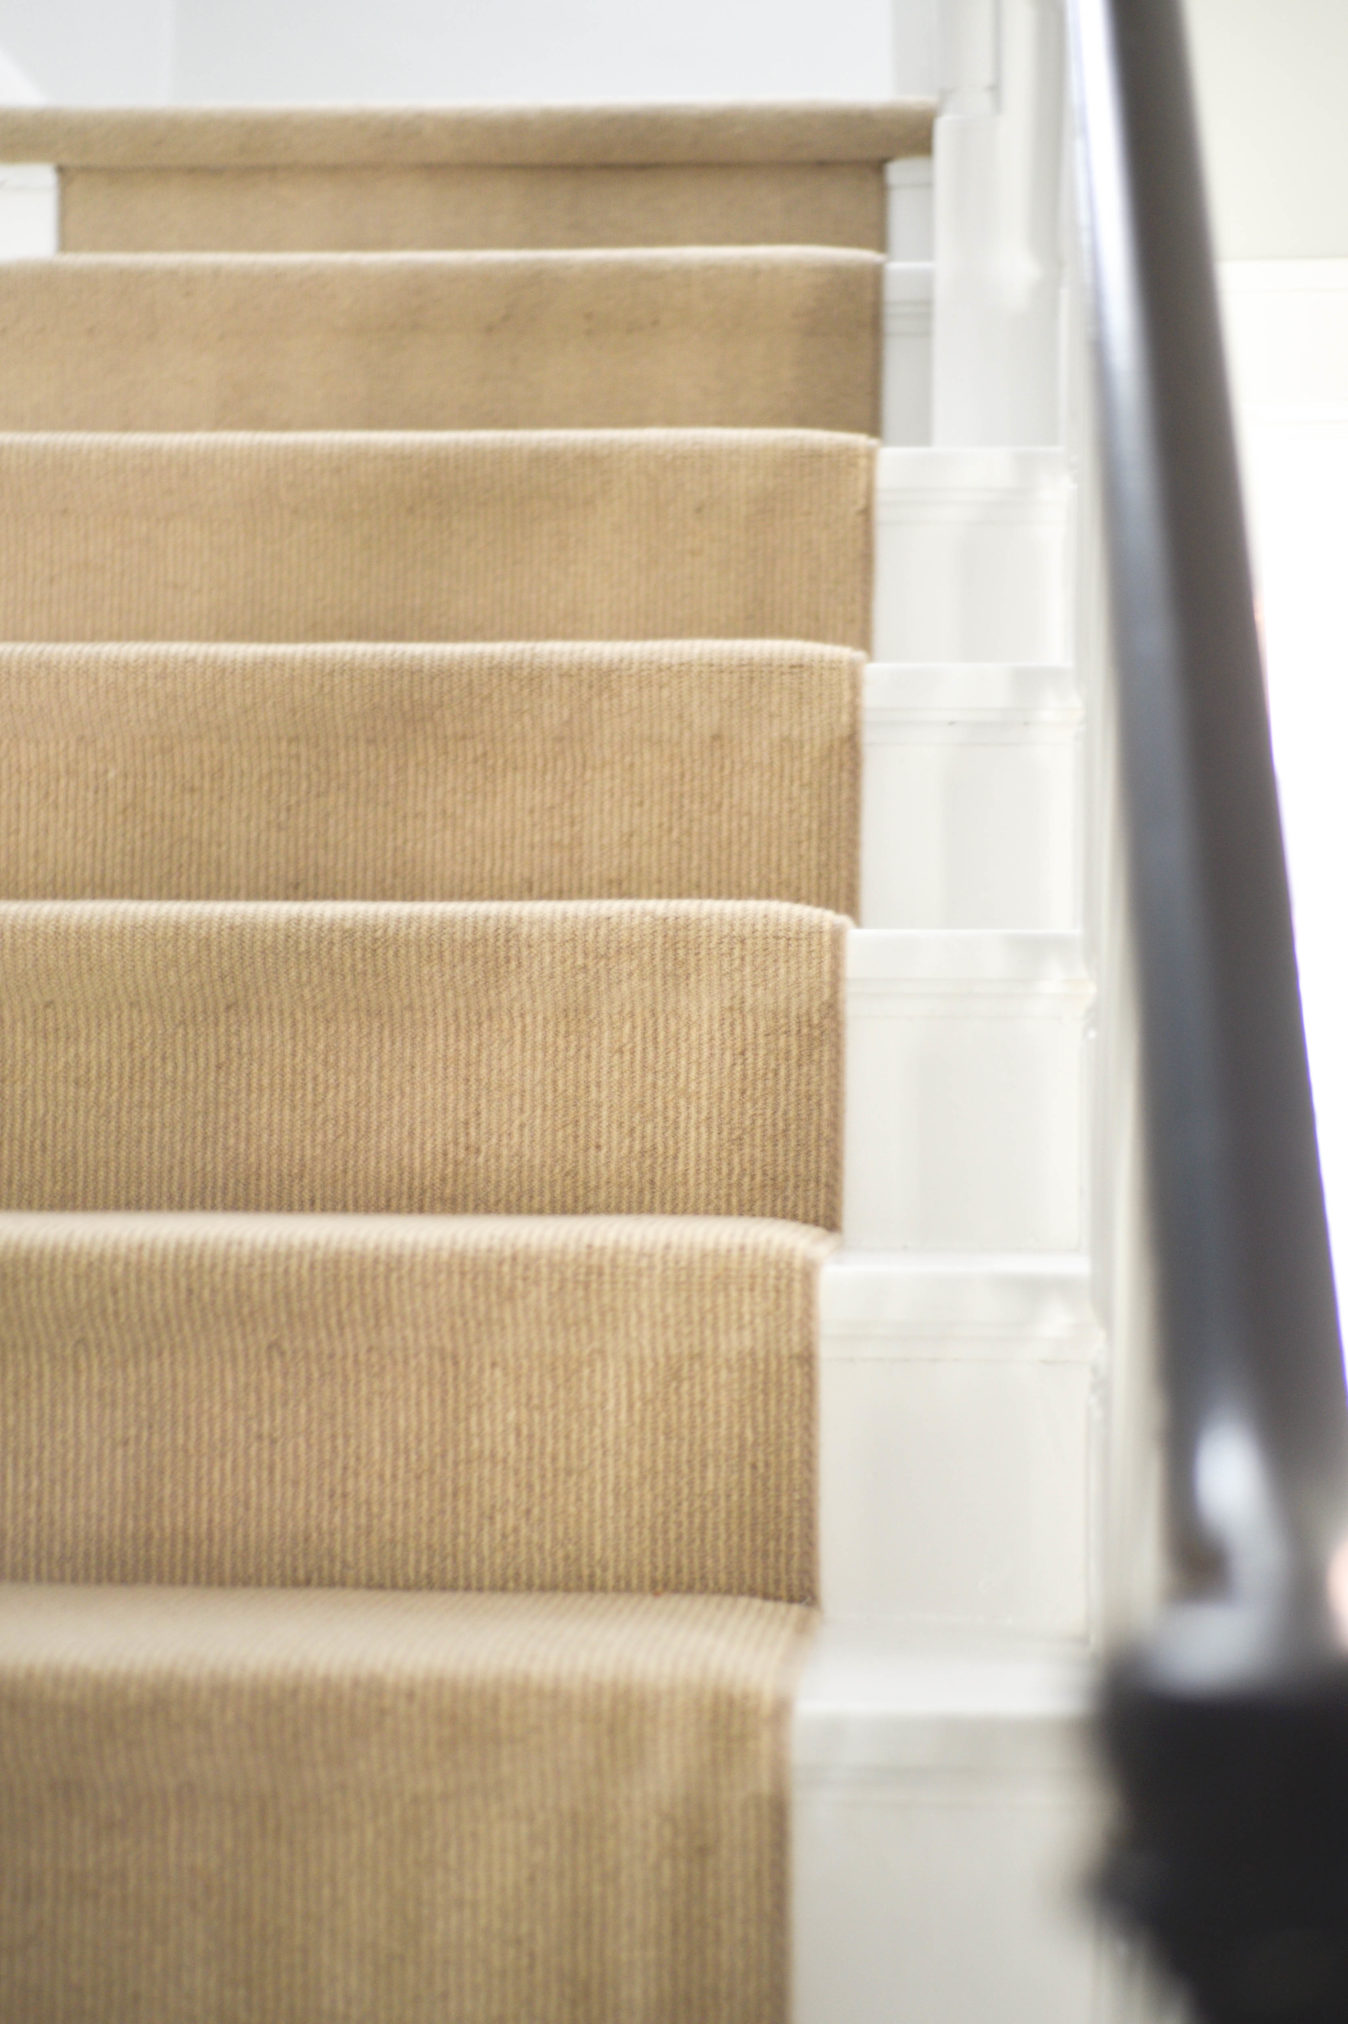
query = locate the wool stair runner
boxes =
[0,250,882,432]
[0,642,860,906]
[0,103,931,251]
[0,100,927,2022]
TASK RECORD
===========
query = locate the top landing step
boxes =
[0,103,934,169]
[8,104,933,254]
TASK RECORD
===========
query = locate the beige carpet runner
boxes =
[0,641,860,907]
[0,429,872,644]
[0,249,882,432]
[0,1587,803,2021]
[0,1215,828,1598]
[0,100,919,2023]
[1,102,931,251]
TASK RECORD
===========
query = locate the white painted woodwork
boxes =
[0,162,54,254]
[818,1251,1102,1633]
[842,930,1092,1252]
[881,261,934,444]
[792,1630,1107,2024]
[861,661,1082,930]
[886,155,935,262]
[930,0,1066,446]
[872,447,1073,664]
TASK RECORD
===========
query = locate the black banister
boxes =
[1068,0,1348,2015]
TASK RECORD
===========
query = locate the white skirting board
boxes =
[861,662,1083,931]
[791,1629,1114,2024]
[873,447,1074,665]
[817,1251,1102,1636]
[842,930,1093,1253]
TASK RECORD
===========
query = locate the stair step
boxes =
[0,1212,829,1599]
[0,1582,810,2021]
[0,249,882,433]
[0,640,860,910]
[0,428,874,645]
[0,898,844,1221]
[0,102,932,254]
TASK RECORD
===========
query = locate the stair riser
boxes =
[793,1761,1104,2024]
[817,1257,1102,1636]
[862,663,1083,930]
[844,934,1093,1253]
[791,1644,1109,2024]
[873,448,1074,663]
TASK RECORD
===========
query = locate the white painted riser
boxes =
[792,1638,1104,2024]
[843,931,1092,1253]
[861,663,1083,931]
[818,1253,1101,1635]
[792,104,1125,2019]
[873,447,1074,664]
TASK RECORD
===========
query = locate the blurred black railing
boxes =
[1068,0,1348,2016]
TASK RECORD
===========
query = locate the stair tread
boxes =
[0,1581,811,2023]
[0,427,874,645]
[0,638,859,909]
[23,102,931,257]
[0,246,881,432]
[0,100,933,168]
[0,1211,832,1599]
[0,897,844,1222]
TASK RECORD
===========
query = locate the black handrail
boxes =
[1068,0,1348,2015]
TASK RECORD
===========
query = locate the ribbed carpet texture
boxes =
[0,99,916,2023]
[0,1215,831,1597]
[0,250,883,432]
[0,1586,811,2024]
[0,641,861,908]
[0,429,873,643]
[0,104,932,252]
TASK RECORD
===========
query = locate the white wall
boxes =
[0,0,1337,240]
[0,0,170,103]
[1180,1,1348,1306]
[175,0,894,105]
[0,0,898,106]
[1217,269,1348,1308]
[1183,0,1348,260]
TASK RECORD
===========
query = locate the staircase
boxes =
[0,84,1125,2024]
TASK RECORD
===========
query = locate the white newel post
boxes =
[929,0,1066,446]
